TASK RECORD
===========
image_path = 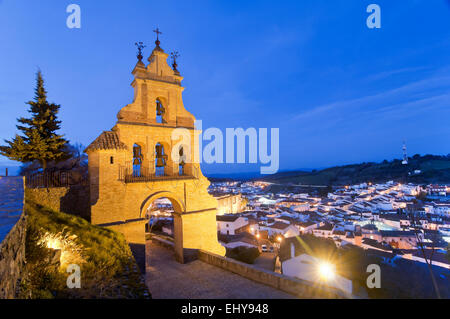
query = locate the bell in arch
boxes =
[156,157,165,167]
[133,157,141,165]
[156,99,165,116]
[178,147,186,165]
[133,145,142,158]
[155,144,167,167]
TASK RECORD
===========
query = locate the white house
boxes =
[282,245,353,295]
[291,203,310,212]
[298,221,319,234]
[312,223,334,238]
[162,225,173,236]
[220,233,259,249]
[259,221,300,238]
[216,215,249,235]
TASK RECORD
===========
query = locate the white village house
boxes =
[216,215,249,235]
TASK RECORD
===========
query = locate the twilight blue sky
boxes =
[0,0,449,175]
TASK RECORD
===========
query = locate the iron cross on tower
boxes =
[153,27,162,46]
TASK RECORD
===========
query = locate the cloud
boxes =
[364,66,428,82]
[291,72,450,124]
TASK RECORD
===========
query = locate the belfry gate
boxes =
[85,33,225,267]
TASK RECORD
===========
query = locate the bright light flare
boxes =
[318,262,335,281]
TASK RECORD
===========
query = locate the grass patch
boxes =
[20,200,150,299]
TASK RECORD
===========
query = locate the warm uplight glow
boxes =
[318,262,335,281]
[45,237,63,250]
[38,231,85,268]
[277,236,283,242]
[256,233,260,239]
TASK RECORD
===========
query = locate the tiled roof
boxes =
[316,223,333,231]
[216,215,240,222]
[380,230,415,237]
[269,221,291,230]
[85,131,127,152]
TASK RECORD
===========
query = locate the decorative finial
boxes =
[153,27,162,46]
[135,42,146,61]
[171,51,180,74]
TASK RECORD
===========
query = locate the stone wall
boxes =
[0,213,26,298]
[0,176,26,299]
[151,235,350,298]
[197,250,349,299]
[25,185,90,220]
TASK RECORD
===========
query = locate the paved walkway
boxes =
[145,241,294,299]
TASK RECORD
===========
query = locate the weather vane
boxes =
[135,41,146,61]
[171,51,180,73]
[153,27,162,46]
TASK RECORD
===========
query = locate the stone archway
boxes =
[140,191,186,262]
[140,191,185,217]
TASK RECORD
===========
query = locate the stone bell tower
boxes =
[85,31,225,263]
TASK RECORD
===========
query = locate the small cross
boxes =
[153,27,162,41]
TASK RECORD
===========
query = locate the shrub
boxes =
[226,246,260,264]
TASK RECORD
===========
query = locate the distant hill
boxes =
[206,169,315,182]
[259,154,450,186]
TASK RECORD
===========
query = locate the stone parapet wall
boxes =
[25,185,90,220]
[0,213,26,298]
[197,250,349,299]
[151,236,175,250]
[25,187,67,212]
[150,235,350,298]
[0,177,26,299]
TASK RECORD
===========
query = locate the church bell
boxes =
[155,144,167,167]
[156,100,165,116]
[155,157,165,167]
[133,145,143,165]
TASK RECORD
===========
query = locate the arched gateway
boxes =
[85,35,225,264]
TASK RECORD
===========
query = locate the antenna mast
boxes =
[402,141,408,165]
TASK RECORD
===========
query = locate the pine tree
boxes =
[0,71,69,170]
